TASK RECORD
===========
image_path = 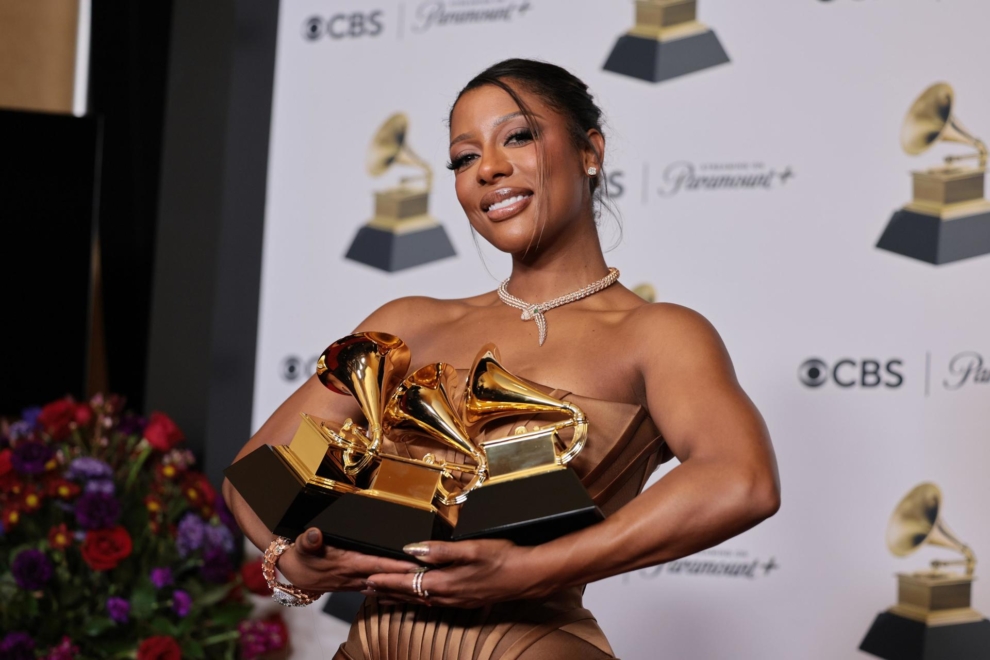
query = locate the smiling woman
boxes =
[222,58,780,660]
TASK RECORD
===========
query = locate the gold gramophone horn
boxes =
[383,363,487,505]
[464,345,588,465]
[901,83,988,168]
[886,482,976,576]
[367,112,434,189]
[316,332,410,473]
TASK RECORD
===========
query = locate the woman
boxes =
[223,59,780,659]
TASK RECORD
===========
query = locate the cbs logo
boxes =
[302,12,384,41]
[798,358,904,389]
[280,355,320,382]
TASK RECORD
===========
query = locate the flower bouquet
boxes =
[0,395,289,660]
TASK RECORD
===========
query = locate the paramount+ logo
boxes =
[798,358,904,389]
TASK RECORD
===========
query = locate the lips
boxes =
[480,187,534,221]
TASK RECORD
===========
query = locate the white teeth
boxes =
[487,194,530,212]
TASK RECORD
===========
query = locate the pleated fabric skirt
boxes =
[332,587,617,660]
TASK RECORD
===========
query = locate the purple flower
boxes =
[106,597,130,624]
[83,479,115,495]
[176,513,205,557]
[11,440,53,475]
[21,407,42,429]
[11,549,53,591]
[65,457,112,481]
[117,414,146,437]
[238,620,287,660]
[214,496,238,535]
[0,632,35,660]
[203,522,235,554]
[172,589,192,617]
[43,636,78,660]
[7,421,33,442]
[150,567,173,589]
[200,545,234,584]
[74,492,120,530]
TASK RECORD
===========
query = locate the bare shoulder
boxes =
[624,302,733,373]
[353,293,492,342]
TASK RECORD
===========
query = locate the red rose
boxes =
[81,526,133,571]
[38,399,76,440]
[73,403,94,428]
[240,558,271,596]
[144,412,185,452]
[137,636,182,660]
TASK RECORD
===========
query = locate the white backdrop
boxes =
[251,1,990,657]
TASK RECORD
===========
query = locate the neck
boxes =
[504,216,610,302]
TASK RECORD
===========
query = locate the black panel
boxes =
[0,110,100,414]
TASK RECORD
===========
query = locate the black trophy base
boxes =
[603,30,729,83]
[223,445,342,539]
[452,468,604,546]
[307,492,450,562]
[876,209,990,265]
[860,611,990,660]
[345,224,456,272]
[323,591,365,623]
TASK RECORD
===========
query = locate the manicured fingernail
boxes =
[361,589,376,596]
[403,543,429,557]
[307,529,319,544]
[365,580,377,588]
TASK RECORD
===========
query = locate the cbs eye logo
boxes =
[799,358,904,389]
[302,12,384,41]
[280,355,320,382]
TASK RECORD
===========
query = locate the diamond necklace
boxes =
[497,267,620,346]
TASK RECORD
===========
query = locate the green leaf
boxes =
[84,615,115,636]
[196,583,235,608]
[183,640,206,660]
[149,616,179,636]
[207,602,251,627]
[130,581,157,620]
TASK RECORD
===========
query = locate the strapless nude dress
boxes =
[333,379,668,660]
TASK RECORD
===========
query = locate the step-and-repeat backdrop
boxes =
[250,1,990,657]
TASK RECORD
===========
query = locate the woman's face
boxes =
[447,83,594,256]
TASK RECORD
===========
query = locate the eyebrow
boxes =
[449,111,539,148]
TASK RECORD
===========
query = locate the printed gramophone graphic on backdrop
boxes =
[860,483,990,660]
[225,333,601,560]
[876,83,990,265]
[603,0,729,83]
[344,113,456,272]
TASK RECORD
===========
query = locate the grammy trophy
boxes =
[876,83,990,265]
[344,113,456,272]
[451,345,604,546]
[603,0,729,83]
[860,483,990,659]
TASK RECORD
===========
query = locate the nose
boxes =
[476,145,511,186]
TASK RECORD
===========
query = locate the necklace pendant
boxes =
[520,305,538,321]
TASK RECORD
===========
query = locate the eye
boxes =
[505,128,533,145]
[445,153,477,171]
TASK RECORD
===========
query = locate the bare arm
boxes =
[528,304,780,589]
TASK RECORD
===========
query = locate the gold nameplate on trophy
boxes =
[359,455,445,513]
[876,83,990,264]
[344,113,455,271]
[482,426,563,485]
[629,0,709,40]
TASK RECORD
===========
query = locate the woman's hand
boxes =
[276,528,421,593]
[364,539,551,608]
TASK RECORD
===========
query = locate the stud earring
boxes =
[587,166,598,176]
